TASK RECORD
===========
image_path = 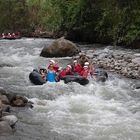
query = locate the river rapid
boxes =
[0,38,140,140]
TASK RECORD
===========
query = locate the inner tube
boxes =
[29,69,46,85]
[61,75,89,85]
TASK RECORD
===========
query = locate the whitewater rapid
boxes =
[0,38,140,140]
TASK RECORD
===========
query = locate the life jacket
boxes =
[47,70,56,82]
[59,69,74,79]
[80,69,89,78]
[74,64,82,73]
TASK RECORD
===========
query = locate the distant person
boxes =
[2,33,5,38]
[12,33,15,38]
[8,33,11,37]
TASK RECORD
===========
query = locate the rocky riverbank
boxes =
[0,88,33,134]
[84,47,140,80]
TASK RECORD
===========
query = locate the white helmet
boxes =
[84,62,89,65]
[49,59,55,64]
[83,65,88,68]
[73,60,77,63]
[67,64,72,69]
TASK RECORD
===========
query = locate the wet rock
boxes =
[0,121,13,134]
[40,37,80,57]
[0,95,10,105]
[1,104,10,113]
[11,95,28,107]
[0,115,18,126]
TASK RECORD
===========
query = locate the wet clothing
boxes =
[80,69,89,78]
[59,69,74,79]
[74,64,82,73]
[47,70,56,82]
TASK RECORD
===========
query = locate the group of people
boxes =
[39,58,96,83]
[0,32,20,39]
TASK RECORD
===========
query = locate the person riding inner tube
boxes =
[59,64,74,79]
[47,64,56,82]
[48,60,59,72]
[73,60,82,74]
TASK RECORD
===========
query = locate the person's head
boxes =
[66,64,72,70]
[83,65,88,70]
[73,60,78,65]
[84,62,89,66]
[49,59,55,65]
[39,66,46,72]
[49,64,54,70]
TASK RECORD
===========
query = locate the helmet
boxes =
[49,60,55,64]
[73,60,77,63]
[83,65,88,68]
[67,64,72,69]
[84,62,89,65]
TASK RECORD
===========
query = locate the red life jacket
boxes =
[80,69,89,78]
[74,64,82,73]
[59,69,74,79]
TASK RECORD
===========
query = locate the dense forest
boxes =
[0,0,140,47]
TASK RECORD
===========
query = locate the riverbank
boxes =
[80,46,140,80]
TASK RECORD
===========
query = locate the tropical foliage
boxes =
[0,0,139,45]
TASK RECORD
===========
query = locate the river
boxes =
[0,38,140,140]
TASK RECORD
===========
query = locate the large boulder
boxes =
[40,37,80,57]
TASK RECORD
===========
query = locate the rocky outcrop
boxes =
[91,49,140,79]
[0,88,33,134]
[40,37,80,57]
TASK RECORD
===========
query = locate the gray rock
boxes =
[0,95,10,104]
[1,115,18,126]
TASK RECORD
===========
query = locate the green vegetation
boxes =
[0,0,140,46]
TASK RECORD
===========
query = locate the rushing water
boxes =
[0,38,140,140]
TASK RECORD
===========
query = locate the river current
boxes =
[0,38,140,140]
